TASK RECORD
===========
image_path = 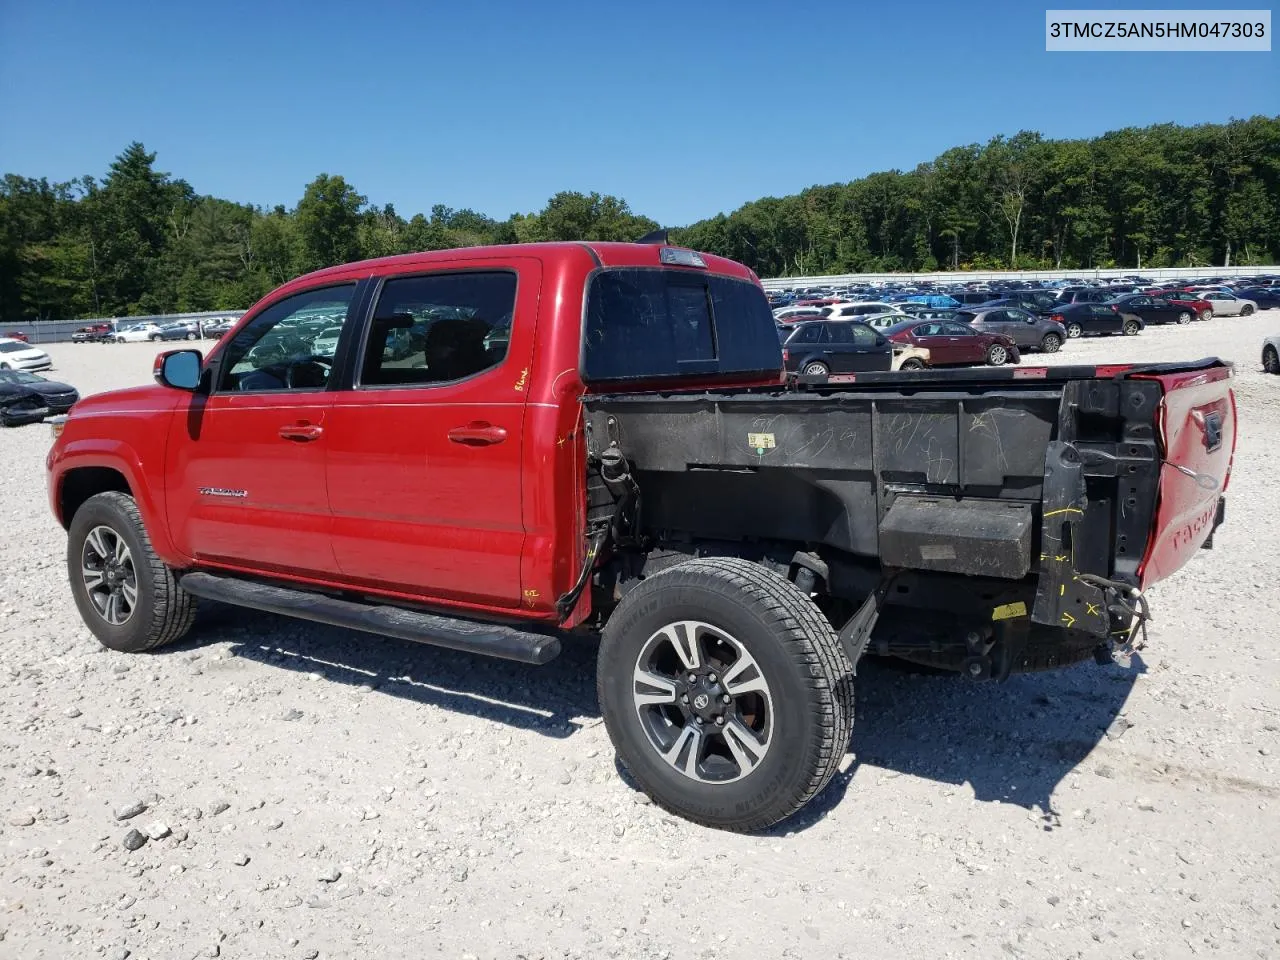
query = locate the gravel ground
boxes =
[2,317,1279,960]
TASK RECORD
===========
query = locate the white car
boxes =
[312,326,344,357]
[822,302,905,319]
[861,312,912,331]
[0,337,53,372]
[112,323,165,342]
[1200,292,1258,317]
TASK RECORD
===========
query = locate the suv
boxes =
[954,306,1068,353]
[47,242,1235,831]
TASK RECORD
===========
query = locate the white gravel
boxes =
[2,318,1279,959]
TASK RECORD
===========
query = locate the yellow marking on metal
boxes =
[1055,555,1069,562]
[522,589,540,598]
[1086,602,1101,616]
[1044,507,1084,518]
[514,368,529,392]
[992,601,1027,621]
[1060,584,1065,597]
[1061,612,1077,628]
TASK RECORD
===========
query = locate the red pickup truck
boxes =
[47,241,1236,831]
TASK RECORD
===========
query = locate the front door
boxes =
[941,321,990,362]
[325,260,539,609]
[166,283,361,577]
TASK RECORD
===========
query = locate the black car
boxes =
[1236,287,1280,309]
[1106,294,1199,326]
[1054,288,1115,306]
[0,370,79,426]
[1048,302,1144,339]
[781,320,893,375]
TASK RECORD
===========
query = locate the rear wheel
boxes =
[1264,345,1280,374]
[986,343,1009,366]
[1241,305,1255,317]
[1199,309,1212,321]
[597,557,854,832]
[149,334,162,341]
[1176,311,1192,325]
[1065,322,1083,339]
[801,361,829,376]
[1040,333,1062,353]
[1122,319,1141,336]
[67,492,196,653]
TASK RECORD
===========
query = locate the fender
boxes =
[48,435,192,569]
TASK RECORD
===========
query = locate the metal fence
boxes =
[3,310,245,344]
[759,264,1278,291]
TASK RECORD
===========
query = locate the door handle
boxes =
[448,421,507,445]
[279,423,323,442]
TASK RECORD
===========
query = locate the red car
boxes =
[5,331,29,342]
[1168,297,1213,321]
[882,318,1021,366]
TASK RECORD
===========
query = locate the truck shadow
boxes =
[183,606,1144,827]
[773,653,1148,834]
[188,605,601,739]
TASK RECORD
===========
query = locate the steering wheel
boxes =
[283,355,333,389]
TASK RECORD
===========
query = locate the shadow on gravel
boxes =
[178,604,601,739]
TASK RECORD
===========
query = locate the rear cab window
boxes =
[582,269,780,382]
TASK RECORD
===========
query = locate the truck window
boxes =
[359,272,517,387]
[219,284,357,392]
[583,269,779,382]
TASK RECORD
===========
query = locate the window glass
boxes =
[219,285,356,392]
[915,322,943,336]
[944,322,975,335]
[357,272,517,387]
[827,323,855,344]
[849,324,880,346]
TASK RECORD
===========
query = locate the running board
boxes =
[178,572,562,665]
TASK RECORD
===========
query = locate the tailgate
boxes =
[1135,365,1236,587]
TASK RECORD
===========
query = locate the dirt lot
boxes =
[3,317,1279,960]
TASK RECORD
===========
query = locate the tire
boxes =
[1241,305,1254,317]
[801,361,829,376]
[1065,322,1083,339]
[150,334,162,341]
[1122,319,1141,336]
[899,358,925,370]
[67,492,196,653]
[1264,346,1280,375]
[1040,333,1062,353]
[986,343,1009,366]
[0,362,9,371]
[186,332,198,341]
[1176,311,1192,325]
[1199,309,1212,321]
[597,557,854,832]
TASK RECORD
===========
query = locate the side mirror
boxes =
[154,349,203,391]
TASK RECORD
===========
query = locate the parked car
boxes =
[5,331,30,342]
[882,318,1020,366]
[1164,296,1214,321]
[0,337,53,372]
[954,307,1067,353]
[780,320,928,375]
[1263,336,1280,374]
[72,323,113,343]
[1235,287,1280,310]
[0,369,79,425]
[157,322,203,342]
[1054,288,1114,306]
[112,323,165,343]
[1199,292,1258,317]
[1106,294,1199,326]
[203,319,235,338]
[773,307,825,324]
[311,325,344,357]
[1048,303,1144,339]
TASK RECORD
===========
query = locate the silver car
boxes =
[1200,292,1258,317]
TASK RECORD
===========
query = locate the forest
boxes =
[1,116,1276,321]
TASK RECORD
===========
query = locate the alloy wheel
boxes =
[81,525,138,626]
[631,621,774,784]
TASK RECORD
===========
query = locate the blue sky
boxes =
[1,0,1274,226]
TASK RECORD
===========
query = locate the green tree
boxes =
[294,174,366,271]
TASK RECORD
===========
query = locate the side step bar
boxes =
[179,572,562,665]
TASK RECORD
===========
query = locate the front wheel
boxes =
[1264,345,1280,374]
[1176,311,1192,325]
[1123,319,1141,336]
[1065,322,1083,339]
[986,343,1009,366]
[1040,333,1062,353]
[597,557,854,832]
[67,492,196,653]
[186,332,198,341]
[1241,305,1255,317]
[150,334,162,341]
[899,358,925,370]
[1199,309,1212,321]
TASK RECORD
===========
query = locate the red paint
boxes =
[1135,365,1236,588]
[884,322,1016,366]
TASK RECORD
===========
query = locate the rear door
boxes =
[324,259,538,608]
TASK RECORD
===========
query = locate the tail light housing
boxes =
[781,348,789,362]
[1050,313,1064,323]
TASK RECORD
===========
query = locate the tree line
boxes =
[2,116,1276,322]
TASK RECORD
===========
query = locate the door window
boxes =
[848,324,880,346]
[218,285,357,393]
[359,272,518,387]
[827,323,856,344]
[943,322,975,336]
[914,322,944,336]
[1130,296,1151,306]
